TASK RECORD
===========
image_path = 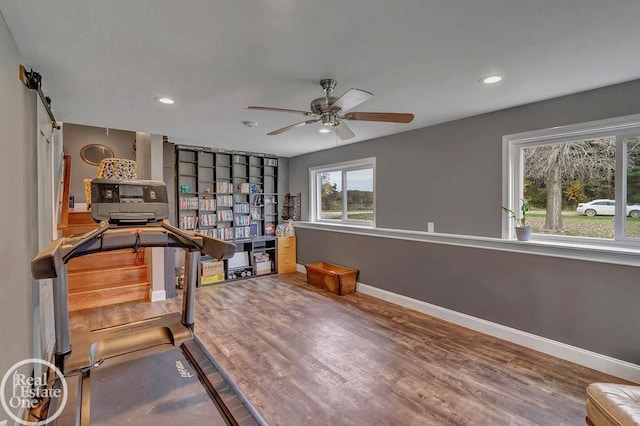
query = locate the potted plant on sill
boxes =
[502,200,531,241]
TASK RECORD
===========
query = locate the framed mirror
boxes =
[80,144,114,166]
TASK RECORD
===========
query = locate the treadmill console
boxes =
[91,178,169,224]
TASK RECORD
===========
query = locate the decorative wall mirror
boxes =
[80,144,114,166]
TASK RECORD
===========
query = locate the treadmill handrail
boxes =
[31,219,235,280]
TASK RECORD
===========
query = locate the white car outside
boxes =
[576,199,640,218]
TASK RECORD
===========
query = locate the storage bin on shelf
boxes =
[253,251,272,276]
[201,260,225,285]
[304,262,358,296]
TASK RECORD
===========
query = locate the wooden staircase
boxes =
[64,209,150,312]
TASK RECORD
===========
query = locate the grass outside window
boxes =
[528,211,640,239]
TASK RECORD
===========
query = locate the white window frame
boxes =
[309,157,376,227]
[503,113,640,248]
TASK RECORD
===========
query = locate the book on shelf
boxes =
[214,227,234,240]
[264,158,278,167]
[217,210,234,221]
[238,182,251,193]
[250,223,258,237]
[234,226,251,239]
[199,214,217,227]
[199,198,216,211]
[179,215,198,230]
[215,181,232,193]
[233,203,250,214]
[179,197,199,210]
[217,195,233,207]
[250,209,261,220]
[198,229,219,238]
[265,222,275,236]
[234,216,250,226]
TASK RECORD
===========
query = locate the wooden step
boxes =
[63,223,101,237]
[68,249,145,272]
[61,216,152,311]
[63,211,100,236]
[69,281,150,312]
[68,211,95,225]
[68,265,147,291]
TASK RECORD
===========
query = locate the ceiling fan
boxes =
[247,79,414,140]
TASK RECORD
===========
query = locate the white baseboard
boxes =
[355,282,640,383]
[295,263,640,381]
[150,290,166,302]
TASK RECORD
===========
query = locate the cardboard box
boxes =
[202,260,224,276]
[201,273,225,285]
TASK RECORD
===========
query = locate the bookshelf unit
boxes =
[176,146,279,282]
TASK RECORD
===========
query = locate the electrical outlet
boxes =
[427,222,434,233]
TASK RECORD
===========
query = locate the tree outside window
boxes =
[505,115,640,245]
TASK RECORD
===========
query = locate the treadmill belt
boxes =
[90,347,228,425]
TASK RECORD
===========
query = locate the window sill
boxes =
[295,221,640,267]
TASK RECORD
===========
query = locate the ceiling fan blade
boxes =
[342,112,414,123]
[267,119,320,136]
[335,121,355,140]
[247,106,312,116]
[331,88,373,112]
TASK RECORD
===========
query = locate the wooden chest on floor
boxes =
[305,262,358,296]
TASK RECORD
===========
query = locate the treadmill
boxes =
[31,179,266,425]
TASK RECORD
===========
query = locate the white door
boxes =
[33,101,61,370]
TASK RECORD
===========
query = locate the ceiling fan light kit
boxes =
[247,79,414,140]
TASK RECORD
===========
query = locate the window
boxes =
[503,114,640,247]
[310,158,375,226]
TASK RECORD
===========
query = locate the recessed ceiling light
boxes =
[480,75,502,84]
[158,97,175,104]
[318,128,332,134]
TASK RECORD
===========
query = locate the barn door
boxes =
[33,100,61,372]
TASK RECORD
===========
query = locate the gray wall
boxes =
[63,123,136,203]
[290,79,640,237]
[135,132,151,180]
[0,11,38,406]
[296,228,640,364]
[289,80,640,364]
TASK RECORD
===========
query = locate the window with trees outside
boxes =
[309,158,375,226]
[504,114,640,247]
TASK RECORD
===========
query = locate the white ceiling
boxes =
[2,1,640,157]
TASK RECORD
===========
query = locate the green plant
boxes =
[502,200,530,227]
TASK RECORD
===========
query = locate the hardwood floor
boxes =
[69,273,631,425]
